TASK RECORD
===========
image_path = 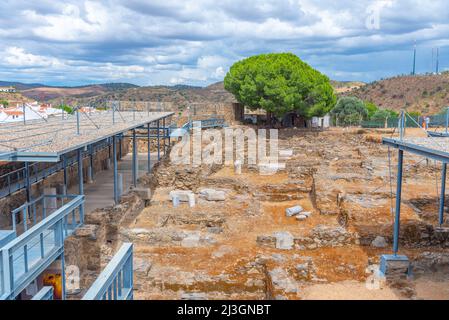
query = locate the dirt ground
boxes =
[118,126,449,300]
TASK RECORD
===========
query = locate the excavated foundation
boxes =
[68,127,449,300]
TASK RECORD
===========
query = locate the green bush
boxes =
[331,96,368,126]
[365,101,379,119]
[56,104,74,114]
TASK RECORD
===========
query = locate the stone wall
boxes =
[64,192,145,298]
[257,225,357,251]
[117,101,244,126]
[357,220,449,248]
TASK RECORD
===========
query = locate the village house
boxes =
[0,102,64,123]
[0,86,16,93]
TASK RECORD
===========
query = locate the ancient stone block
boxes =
[286,205,303,217]
[180,292,207,300]
[199,188,226,201]
[134,257,152,277]
[169,190,195,202]
[181,232,201,247]
[75,224,99,240]
[371,236,388,248]
[273,231,294,250]
[133,187,152,200]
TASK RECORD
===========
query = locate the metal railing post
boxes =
[393,149,404,255]
[440,163,447,226]
[76,108,80,136]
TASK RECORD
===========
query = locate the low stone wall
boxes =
[118,101,243,126]
[64,192,145,298]
[257,225,357,251]
[357,220,449,248]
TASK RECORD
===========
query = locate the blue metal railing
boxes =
[82,243,133,300]
[0,194,84,300]
[0,253,4,299]
[11,194,79,236]
[32,286,54,300]
[0,138,112,199]
[170,118,226,138]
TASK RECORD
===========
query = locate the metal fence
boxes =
[31,286,54,300]
[82,243,133,300]
[0,194,84,300]
[360,116,422,129]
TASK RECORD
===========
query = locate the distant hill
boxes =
[345,73,449,114]
[0,81,48,90]
[331,80,366,94]
[0,80,139,101]
[0,91,33,105]
[47,79,372,108]
[53,81,237,107]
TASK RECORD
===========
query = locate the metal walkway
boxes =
[0,194,84,300]
[0,138,113,199]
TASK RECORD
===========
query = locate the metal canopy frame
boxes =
[382,125,449,255]
[383,138,449,163]
[0,111,174,163]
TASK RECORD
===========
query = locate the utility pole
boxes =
[436,48,440,74]
[22,103,26,125]
[412,42,417,75]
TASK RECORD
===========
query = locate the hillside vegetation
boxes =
[20,83,139,101]
[347,73,449,114]
[50,82,237,107]
[331,80,365,94]
[0,91,33,105]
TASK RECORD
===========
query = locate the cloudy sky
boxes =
[0,0,448,86]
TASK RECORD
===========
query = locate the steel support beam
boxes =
[393,149,404,255]
[132,129,138,187]
[88,144,94,183]
[383,138,449,163]
[157,120,161,161]
[77,149,84,219]
[440,163,447,225]
[25,162,31,203]
[113,135,119,204]
[168,116,171,147]
[77,149,83,195]
[119,137,122,160]
[60,252,66,300]
[63,155,68,194]
[76,109,80,136]
[147,123,151,173]
[163,118,166,155]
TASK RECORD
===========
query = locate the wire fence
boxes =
[359,116,422,129]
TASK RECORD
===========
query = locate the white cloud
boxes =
[0,0,448,85]
[3,47,60,68]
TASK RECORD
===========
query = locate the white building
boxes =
[311,114,330,128]
[0,86,16,93]
[0,103,63,123]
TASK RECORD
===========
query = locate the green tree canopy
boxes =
[224,53,336,119]
[0,100,9,107]
[331,96,368,126]
[365,101,378,119]
[56,104,74,114]
[371,109,391,121]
